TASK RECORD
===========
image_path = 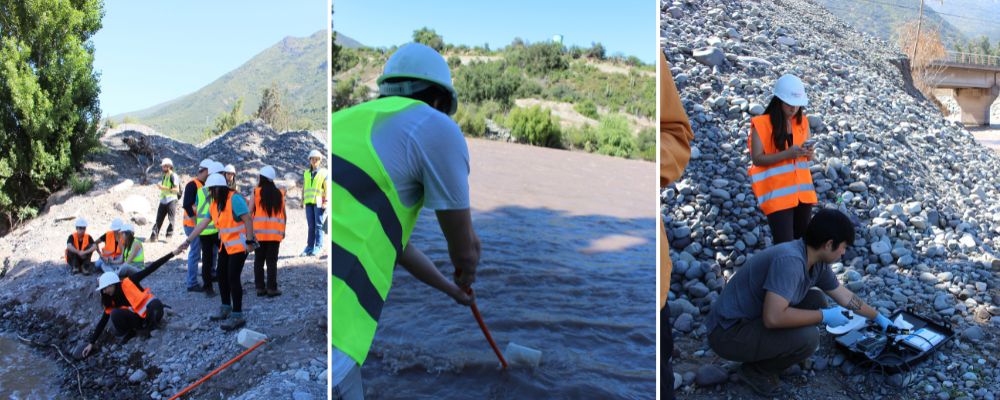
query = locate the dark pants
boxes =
[661,305,674,400]
[708,289,828,374]
[66,251,93,273]
[254,241,280,291]
[218,247,248,312]
[766,203,813,244]
[151,201,177,238]
[199,234,220,289]
[110,298,164,335]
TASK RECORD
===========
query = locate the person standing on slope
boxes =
[149,157,180,243]
[302,150,328,257]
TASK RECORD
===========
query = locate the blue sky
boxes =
[334,0,656,63]
[92,1,327,116]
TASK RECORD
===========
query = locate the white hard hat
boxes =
[199,159,215,170]
[122,223,134,232]
[205,173,228,188]
[224,164,236,174]
[96,272,120,291]
[161,158,173,167]
[308,150,322,160]
[110,218,123,231]
[377,43,458,115]
[75,218,88,228]
[208,162,225,175]
[259,165,276,181]
[773,74,808,107]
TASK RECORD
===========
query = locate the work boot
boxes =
[266,288,282,297]
[256,288,267,297]
[209,306,231,321]
[220,314,246,331]
[148,233,158,243]
[737,364,783,397]
[187,285,204,293]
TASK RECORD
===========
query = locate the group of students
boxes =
[69,150,328,357]
[660,51,896,398]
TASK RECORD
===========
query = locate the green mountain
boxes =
[113,30,327,143]
[815,0,966,48]
[334,32,363,49]
[925,0,1000,44]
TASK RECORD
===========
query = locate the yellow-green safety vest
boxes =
[196,186,218,235]
[159,174,176,200]
[331,96,425,366]
[123,239,145,267]
[303,168,328,205]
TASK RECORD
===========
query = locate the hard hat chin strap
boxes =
[379,80,433,97]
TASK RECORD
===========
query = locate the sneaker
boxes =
[220,316,246,331]
[148,234,158,243]
[737,364,783,397]
[299,248,312,257]
[187,285,204,293]
[266,288,282,297]
[209,306,231,321]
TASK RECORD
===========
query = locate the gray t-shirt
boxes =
[705,239,839,332]
[371,102,471,210]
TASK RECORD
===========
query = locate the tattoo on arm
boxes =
[847,294,864,312]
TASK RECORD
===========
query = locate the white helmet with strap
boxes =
[377,43,458,115]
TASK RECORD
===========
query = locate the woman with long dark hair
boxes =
[250,165,286,297]
[180,173,258,331]
[747,74,817,244]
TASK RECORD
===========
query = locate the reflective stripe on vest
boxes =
[121,278,154,318]
[747,115,818,215]
[66,232,92,262]
[196,184,218,235]
[159,174,175,200]
[303,168,328,205]
[184,180,203,227]
[210,191,247,254]
[101,231,123,263]
[330,97,426,366]
[252,187,286,242]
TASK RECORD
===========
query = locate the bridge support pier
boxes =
[953,86,999,126]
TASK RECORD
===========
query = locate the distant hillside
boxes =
[814,0,965,48]
[335,32,363,49]
[113,30,327,143]
[926,0,1000,44]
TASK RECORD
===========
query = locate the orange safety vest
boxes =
[103,278,155,318]
[210,191,247,254]
[183,179,203,227]
[252,187,286,242]
[65,232,92,262]
[100,231,123,261]
[747,114,817,215]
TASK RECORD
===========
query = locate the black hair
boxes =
[122,231,134,254]
[763,96,805,151]
[100,283,124,309]
[211,186,231,213]
[804,209,855,249]
[256,177,283,216]
[379,77,452,115]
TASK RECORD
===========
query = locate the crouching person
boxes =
[704,209,891,396]
[82,248,182,357]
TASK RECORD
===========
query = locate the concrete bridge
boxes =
[931,52,1000,126]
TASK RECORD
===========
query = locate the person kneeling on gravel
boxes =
[704,209,892,396]
[82,248,183,358]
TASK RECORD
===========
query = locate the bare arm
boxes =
[762,291,823,329]
[436,209,481,290]
[398,244,472,305]
[240,213,255,242]
[179,218,211,251]
[826,285,878,320]
[750,127,795,167]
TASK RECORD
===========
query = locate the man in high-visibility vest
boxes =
[149,157,180,243]
[301,149,328,257]
[330,42,480,399]
[181,159,216,292]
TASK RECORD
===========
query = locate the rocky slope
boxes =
[0,121,327,399]
[662,0,1000,398]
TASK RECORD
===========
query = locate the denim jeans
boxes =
[184,225,201,288]
[305,204,325,252]
[332,363,363,400]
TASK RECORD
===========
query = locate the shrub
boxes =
[69,174,94,194]
[413,27,444,52]
[448,55,462,68]
[454,61,522,109]
[506,106,561,148]
[506,42,568,75]
[637,127,656,161]
[595,115,635,158]
[564,124,599,152]
[574,99,599,119]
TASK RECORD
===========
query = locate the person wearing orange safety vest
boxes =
[66,218,97,275]
[81,248,182,358]
[748,74,817,244]
[249,165,286,297]
[180,173,258,331]
[95,218,125,272]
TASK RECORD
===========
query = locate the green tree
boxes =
[506,105,561,147]
[204,97,245,139]
[413,27,444,52]
[454,61,522,108]
[587,42,606,60]
[507,42,567,75]
[255,82,288,131]
[0,0,104,227]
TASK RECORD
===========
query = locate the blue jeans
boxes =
[305,204,325,252]
[331,363,363,400]
[184,225,201,288]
